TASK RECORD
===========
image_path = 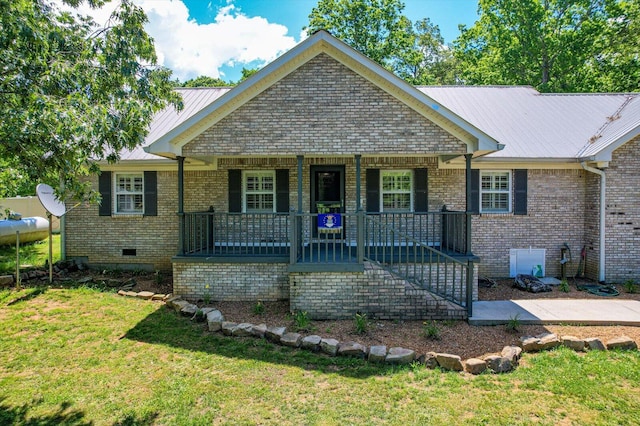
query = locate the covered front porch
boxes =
[171,154,478,319]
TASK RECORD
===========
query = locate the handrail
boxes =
[364,215,472,309]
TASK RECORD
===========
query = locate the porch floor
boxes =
[469,299,640,326]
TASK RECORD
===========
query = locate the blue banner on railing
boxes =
[318,213,342,233]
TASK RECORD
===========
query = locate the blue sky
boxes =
[60,0,479,83]
[185,0,479,82]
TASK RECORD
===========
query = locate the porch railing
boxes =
[179,209,473,311]
[289,212,361,265]
[364,214,473,309]
[180,210,469,259]
[180,211,290,257]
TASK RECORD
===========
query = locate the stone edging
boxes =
[118,291,640,375]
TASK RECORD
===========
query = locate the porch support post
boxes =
[355,154,362,212]
[177,156,185,256]
[466,259,474,317]
[464,153,473,256]
[297,155,303,213]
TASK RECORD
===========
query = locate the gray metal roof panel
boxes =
[578,95,640,158]
[419,86,639,159]
[119,87,231,161]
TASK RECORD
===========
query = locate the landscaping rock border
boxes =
[120,292,640,375]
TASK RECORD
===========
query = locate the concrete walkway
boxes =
[469,299,640,326]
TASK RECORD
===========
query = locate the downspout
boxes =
[581,162,606,282]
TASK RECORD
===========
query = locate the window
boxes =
[244,171,275,212]
[381,170,412,212]
[480,171,511,213]
[114,173,144,214]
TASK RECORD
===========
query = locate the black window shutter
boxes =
[414,168,428,212]
[144,171,157,216]
[275,169,289,212]
[514,169,528,215]
[366,169,380,212]
[470,169,480,214]
[98,171,112,216]
[228,169,242,212]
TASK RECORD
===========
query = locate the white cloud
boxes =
[52,0,299,81]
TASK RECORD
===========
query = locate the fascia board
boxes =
[439,156,585,170]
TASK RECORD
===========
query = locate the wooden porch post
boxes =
[465,154,473,256]
[177,156,185,256]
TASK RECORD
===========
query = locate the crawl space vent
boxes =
[122,249,137,256]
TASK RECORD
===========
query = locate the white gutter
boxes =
[581,162,606,282]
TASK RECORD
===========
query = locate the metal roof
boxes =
[119,87,231,161]
[419,86,640,160]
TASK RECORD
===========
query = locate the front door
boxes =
[310,165,345,237]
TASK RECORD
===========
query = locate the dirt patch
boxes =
[213,298,640,360]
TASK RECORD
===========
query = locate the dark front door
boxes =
[310,166,345,237]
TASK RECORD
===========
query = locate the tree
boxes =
[0,0,182,201]
[306,0,459,85]
[453,0,638,92]
[177,75,229,87]
[394,18,459,85]
[306,0,414,70]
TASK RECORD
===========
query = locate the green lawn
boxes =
[0,234,60,274]
[1,286,639,425]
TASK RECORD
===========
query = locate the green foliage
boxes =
[0,235,61,275]
[253,300,265,315]
[623,280,638,294]
[453,0,639,93]
[422,321,441,340]
[2,289,640,424]
[239,67,259,82]
[506,313,521,333]
[354,312,369,334]
[559,279,570,293]
[0,0,182,201]
[307,0,410,69]
[194,309,205,323]
[292,310,312,331]
[177,75,230,87]
[307,0,458,85]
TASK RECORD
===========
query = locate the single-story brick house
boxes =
[64,30,640,320]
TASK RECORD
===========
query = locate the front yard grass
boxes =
[0,234,60,275]
[1,286,639,425]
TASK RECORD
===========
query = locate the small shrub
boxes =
[203,293,212,305]
[194,309,205,323]
[293,310,311,331]
[354,312,369,334]
[623,280,638,294]
[253,301,265,315]
[559,279,570,293]
[506,313,521,333]
[423,321,441,340]
[154,270,162,285]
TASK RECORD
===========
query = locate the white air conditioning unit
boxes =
[509,248,546,278]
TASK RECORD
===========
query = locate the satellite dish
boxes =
[36,184,66,217]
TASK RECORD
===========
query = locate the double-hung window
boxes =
[480,171,511,213]
[381,170,412,212]
[114,173,144,214]
[244,171,275,212]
